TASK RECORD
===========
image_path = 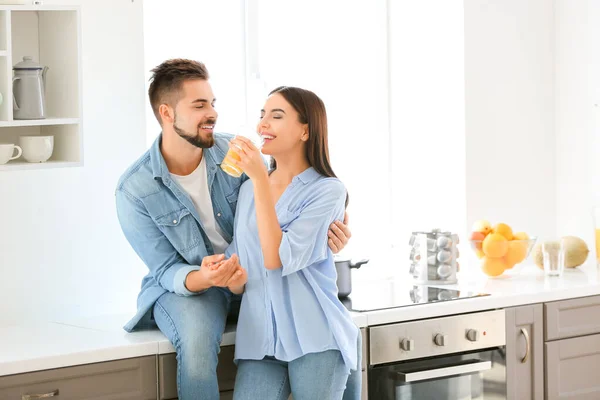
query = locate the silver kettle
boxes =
[13,56,49,120]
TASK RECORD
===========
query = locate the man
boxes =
[115,59,351,399]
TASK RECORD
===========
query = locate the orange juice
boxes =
[220,148,243,177]
[596,229,600,263]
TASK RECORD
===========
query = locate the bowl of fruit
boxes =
[469,220,537,277]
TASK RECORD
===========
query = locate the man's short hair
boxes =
[148,59,210,124]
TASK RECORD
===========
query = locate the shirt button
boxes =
[217,213,222,217]
[173,220,177,224]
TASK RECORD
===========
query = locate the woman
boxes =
[225,86,361,400]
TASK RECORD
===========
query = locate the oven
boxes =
[367,309,506,399]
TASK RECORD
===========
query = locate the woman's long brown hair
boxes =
[268,86,348,206]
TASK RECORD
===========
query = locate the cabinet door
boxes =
[0,356,157,400]
[506,304,544,400]
[545,295,600,341]
[546,333,600,399]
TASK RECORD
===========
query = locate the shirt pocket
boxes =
[225,190,239,214]
[155,208,202,254]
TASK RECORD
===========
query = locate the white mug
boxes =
[19,135,53,163]
[0,144,22,165]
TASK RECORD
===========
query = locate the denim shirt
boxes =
[116,133,245,332]
[226,168,359,373]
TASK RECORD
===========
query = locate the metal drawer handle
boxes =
[521,327,530,364]
[395,360,491,383]
[22,390,59,400]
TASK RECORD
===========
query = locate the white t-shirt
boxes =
[171,156,229,255]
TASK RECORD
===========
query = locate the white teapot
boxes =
[13,56,49,120]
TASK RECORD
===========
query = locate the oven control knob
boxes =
[400,338,415,351]
[434,334,448,346]
[466,329,480,342]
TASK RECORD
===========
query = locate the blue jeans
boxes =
[343,332,363,400]
[153,287,361,400]
[233,351,349,400]
[153,287,234,400]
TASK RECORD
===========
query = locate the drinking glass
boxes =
[542,239,565,277]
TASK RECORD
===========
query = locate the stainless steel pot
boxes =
[335,256,369,298]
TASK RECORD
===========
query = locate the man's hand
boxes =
[328,211,351,254]
[184,254,239,293]
[225,263,248,295]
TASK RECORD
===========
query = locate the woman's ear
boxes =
[301,125,309,142]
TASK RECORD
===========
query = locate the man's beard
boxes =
[173,115,215,148]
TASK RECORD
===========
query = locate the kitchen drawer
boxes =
[545,295,600,341]
[545,333,600,399]
[158,345,237,399]
[0,356,157,400]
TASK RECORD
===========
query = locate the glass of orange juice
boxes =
[220,144,244,178]
[220,135,265,178]
[594,207,600,265]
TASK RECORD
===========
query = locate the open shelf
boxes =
[0,124,82,171]
[0,160,80,171]
[0,117,80,127]
[0,5,82,171]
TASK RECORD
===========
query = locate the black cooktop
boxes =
[340,281,489,313]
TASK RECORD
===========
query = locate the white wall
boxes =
[389,1,467,269]
[554,0,599,259]
[464,0,556,241]
[0,0,146,325]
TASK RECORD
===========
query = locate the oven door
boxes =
[369,348,506,400]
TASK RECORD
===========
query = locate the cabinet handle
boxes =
[520,327,530,364]
[22,390,59,399]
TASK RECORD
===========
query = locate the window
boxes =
[143,0,247,143]
[143,1,466,279]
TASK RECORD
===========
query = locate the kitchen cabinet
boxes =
[505,304,544,400]
[544,295,600,341]
[545,333,600,399]
[544,295,600,399]
[0,4,83,171]
[0,356,157,400]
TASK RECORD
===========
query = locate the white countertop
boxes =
[0,311,366,377]
[2,262,600,377]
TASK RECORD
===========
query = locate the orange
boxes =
[472,220,492,235]
[470,231,486,250]
[493,223,513,240]
[505,241,528,267]
[481,257,508,277]
[482,233,509,258]
[475,249,485,259]
[513,232,530,241]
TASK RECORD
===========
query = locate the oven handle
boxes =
[392,360,492,383]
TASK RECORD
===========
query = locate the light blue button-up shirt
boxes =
[227,167,359,373]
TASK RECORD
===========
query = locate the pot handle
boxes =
[350,258,369,269]
[12,76,20,111]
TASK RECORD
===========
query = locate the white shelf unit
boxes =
[0,5,82,171]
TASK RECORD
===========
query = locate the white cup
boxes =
[19,135,53,163]
[0,144,22,164]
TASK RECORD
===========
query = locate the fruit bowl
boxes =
[469,237,537,277]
